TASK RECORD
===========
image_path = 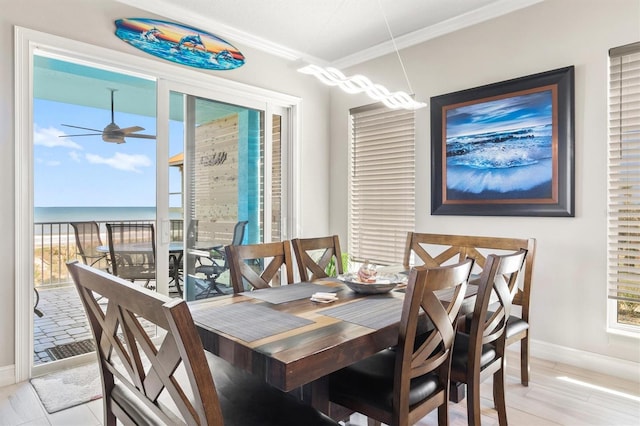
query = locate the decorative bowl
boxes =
[337,273,406,294]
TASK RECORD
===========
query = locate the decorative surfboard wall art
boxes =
[114,18,245,70]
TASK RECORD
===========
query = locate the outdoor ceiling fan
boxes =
[60,88,156,144]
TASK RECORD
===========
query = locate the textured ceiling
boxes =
[115,0,543,68]
[35,0,543,118]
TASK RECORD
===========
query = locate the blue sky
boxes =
[445,90,553,137]
[34,99,183,207]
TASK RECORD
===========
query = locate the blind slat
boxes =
[350,104,415,265]
[608,43,640,309]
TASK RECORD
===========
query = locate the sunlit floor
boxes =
[1,351,638,425]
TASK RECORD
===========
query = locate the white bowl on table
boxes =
[337,273,406,294]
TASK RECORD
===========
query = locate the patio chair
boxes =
[192,220,248,298]
[66,260,339,426]
[70,221,109,269]
[105,223,156,288]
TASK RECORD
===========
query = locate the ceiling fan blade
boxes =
[59,133,102,137]
[119,126,145,134]
[61,124,103,132]
[126,133,157,139]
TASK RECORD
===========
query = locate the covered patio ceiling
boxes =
[34,54,242,124]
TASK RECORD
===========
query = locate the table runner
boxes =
[240,282,339,304]
[319,296,404,330]
[192,302,314,342]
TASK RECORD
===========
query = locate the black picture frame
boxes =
[430,66,575,217]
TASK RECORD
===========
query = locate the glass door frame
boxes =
[158,80,293,296]
[15,26,302,381]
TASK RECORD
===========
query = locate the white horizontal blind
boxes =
[349,104,415,265]
[608,42,640,311]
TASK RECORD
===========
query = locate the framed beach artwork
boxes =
[430,66,575,217]
[114,18,245,71]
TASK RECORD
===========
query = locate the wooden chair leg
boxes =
[437,402,448,426]
[493,368,508,426]
[521,334,530,386]
[467,379,481,426]
[439,380,450,426]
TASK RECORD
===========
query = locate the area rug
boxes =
[30,362,102,413]
[45,339,96,361]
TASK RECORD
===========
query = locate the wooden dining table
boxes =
[188,277,478,418]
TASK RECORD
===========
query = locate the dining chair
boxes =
[70,221,109,268]
[291,235,344,281]
[328,259,474,426]
[403,232,536,386]
[105,223,156,288]
[226,240,295,293]
[66,261,339,426]
[167,219,199,297]
[194,220,248,298]
[449,249,527,426]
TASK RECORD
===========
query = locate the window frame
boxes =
[607,41,640,336]
[15,26,301,380]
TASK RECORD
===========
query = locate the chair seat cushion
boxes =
[465,312,529,339]
[450,332,497,375]
[195,264,226,277]
[111,352,338,426]
[504,316,529,338]
[328,348,440,412]
[116,267,155,280]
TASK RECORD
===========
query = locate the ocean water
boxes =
[34,206,182,237]
[445,124,553,199]
[34,206,159,223]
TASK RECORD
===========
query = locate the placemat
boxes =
[319,296,404,329]
[240,282,339,304]
[192,302,313,342]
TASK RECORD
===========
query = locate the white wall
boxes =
[2,0,638,382]
[0,0,331,374]
[331,0,640,367]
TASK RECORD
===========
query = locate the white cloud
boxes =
[34,125,83,150]
[85,152,152,173]
[34,158,61,166]
[69,151,81,162]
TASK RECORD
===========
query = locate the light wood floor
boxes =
[0,351,638,425]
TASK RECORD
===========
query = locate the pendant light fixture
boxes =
[298,0,426,110]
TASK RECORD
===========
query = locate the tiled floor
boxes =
[1,352,638,425]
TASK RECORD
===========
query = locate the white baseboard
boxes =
[530,339,640,383]
[0,364,16,387]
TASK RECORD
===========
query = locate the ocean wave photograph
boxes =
[444,90,554,201]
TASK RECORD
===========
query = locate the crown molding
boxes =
[113,0,326,64]
[332,0,544,69]
[115,0,543,69]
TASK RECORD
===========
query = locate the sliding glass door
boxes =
[162,83,289,300]
[17,27,298,380]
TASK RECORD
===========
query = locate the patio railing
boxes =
[34,219,184,288]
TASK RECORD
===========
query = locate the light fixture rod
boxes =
[297,0,427,110]
[378,0,414,95]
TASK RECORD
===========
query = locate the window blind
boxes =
[608,42,640,310]
[349,104,416,265]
